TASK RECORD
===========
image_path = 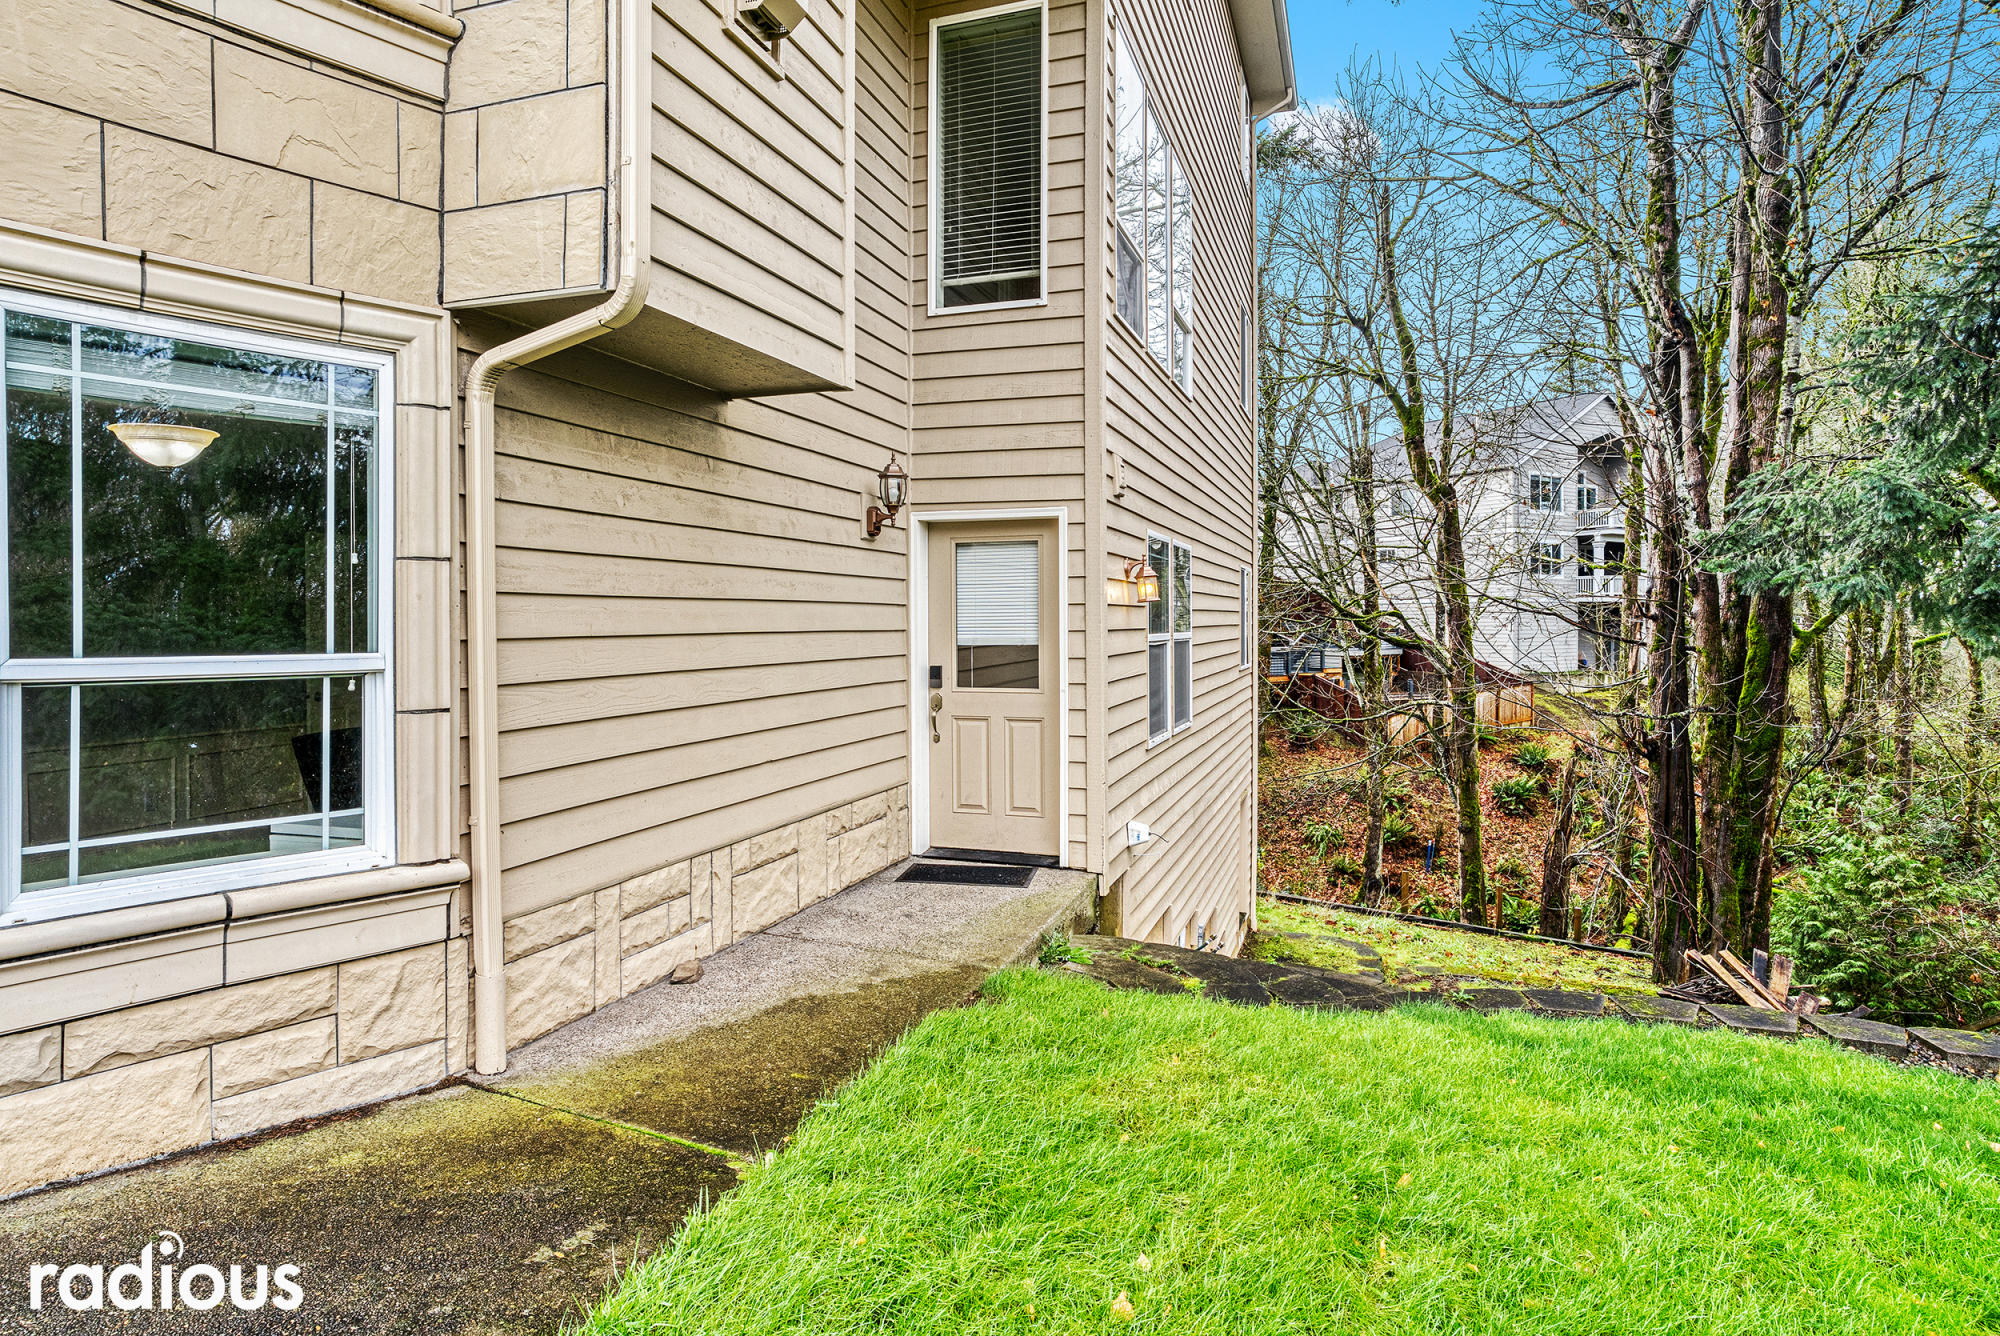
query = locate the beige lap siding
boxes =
[1097,0,1261,948]
[908,0,1095,868]
[500,786,911,1047]
[0,890,464,1200]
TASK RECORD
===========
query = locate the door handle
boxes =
[928,692,943,744]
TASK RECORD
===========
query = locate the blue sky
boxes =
[1288,0,1488,103]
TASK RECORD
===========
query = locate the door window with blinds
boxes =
[956,539,1040,688]
[932,3,1045,311]
[1146,534,1194,741]
[1114,31,1194,392]
[1,296,393,921]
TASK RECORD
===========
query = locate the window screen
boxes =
[936,8,1044,309]
[955,539,1039,688]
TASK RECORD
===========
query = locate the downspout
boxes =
[465,0,650,1075]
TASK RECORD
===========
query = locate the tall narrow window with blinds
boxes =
[934,6,1044,310]
[956,539,1040,688]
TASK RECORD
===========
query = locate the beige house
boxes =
[0,0,1292,1197]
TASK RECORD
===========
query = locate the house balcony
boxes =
[1575,571,1651,601]
[1571,504,1626,534]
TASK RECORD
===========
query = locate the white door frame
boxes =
[909,508,1071,864]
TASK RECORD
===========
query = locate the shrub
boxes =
[1512,742,1552,772]
[1279,712,1325,751]
[1301,817,1347,858]
[1498,893,1538,934]
[1381,778,1413,814]
[1492,856,1531,887]
[1382,813,1417,848]
[1773,837,2000,1026]
[1324,854,1362,880]
[1491,776,1540,817]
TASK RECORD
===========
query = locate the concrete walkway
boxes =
[0,862,1095,1335]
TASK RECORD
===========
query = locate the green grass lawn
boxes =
[581,970,2000,1336]
[1257,897,1660,996]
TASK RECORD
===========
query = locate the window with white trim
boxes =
[1114,31,1193,391]
[1238,566,1251,668]
[1239,304,1254,415]
[932,3,1045,311]
[2,297,392,920]
[1575,482,1599,511]
[1146,535,1169,740]
[1527,474,1562,511]
[1147,535,1193,741]
[1241,83,1254,186]
[1532,542,1564,575]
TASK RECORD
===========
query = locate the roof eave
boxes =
[1231,0,1296,118]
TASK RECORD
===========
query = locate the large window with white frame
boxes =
[1,295,393,922]
[931,1,1046,312]
[1146,533,1194,741]
[1114,30,1193,391]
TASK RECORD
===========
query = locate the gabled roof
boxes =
[1230,0,1296,118]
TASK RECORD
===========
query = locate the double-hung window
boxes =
[1527,474,1561,511]
[1532,542,1564,576]
[1146,534,1194,741]
[1575,482,1598,512]
[2,296,392,922]
[932,3,1045,311]
[1239,304,1254,416]
[1238,566,1251,668]
[1114,31,1194,392]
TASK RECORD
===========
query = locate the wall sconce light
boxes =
[866,453,908,539]
[108,421,219,468]
[1124,557,1161,605]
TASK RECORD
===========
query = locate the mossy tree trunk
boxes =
[1965,639,1986,847]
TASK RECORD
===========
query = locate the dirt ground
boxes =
[1258,720,1633,945]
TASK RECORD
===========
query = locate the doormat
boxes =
[897,862,1037,888]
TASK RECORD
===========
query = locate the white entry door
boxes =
[925,521,1060,858]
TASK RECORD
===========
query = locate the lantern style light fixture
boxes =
[108,421,218,469]
[866,453,908,538]
[1124,557,1161,605]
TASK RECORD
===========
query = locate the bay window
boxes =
[933,2,1046,312]
[1,295,393,921]
[1114,30,1194,392]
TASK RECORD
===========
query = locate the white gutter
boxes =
[465,0,651,1075]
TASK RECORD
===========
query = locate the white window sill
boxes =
[2,848,395,931]
[930,295,1050,318]
[0,856,468,962]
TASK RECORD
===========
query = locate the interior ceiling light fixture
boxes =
[107,422,219,468]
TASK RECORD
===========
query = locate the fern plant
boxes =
[1491,777,1540,817]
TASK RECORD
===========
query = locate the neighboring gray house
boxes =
[1280,392,1643,677]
